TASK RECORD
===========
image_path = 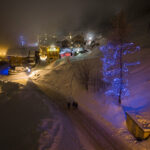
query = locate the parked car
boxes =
[60,48,72,58]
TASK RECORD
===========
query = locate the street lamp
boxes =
[85,32,95,45]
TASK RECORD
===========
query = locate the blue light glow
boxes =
[100,42,140,99]
[19,36,26,47]
[0,67,10,75]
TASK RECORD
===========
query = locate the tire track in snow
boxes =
[38,99,63,150]
[38,98,85,150]
[69,109,132,150]
[38,118,63,150]
[34,82,125,150]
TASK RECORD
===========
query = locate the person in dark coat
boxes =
[67,102,71,109]
[72,101,78,109]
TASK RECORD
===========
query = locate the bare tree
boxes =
[74,58,107,92]
[91,69,106,92]
[74,59,93,91]
[110,10,130,104]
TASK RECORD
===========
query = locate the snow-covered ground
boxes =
[0,79,94,150]
[1,46,149,149]
[1,14,150,149]
[0,80,51,150]
[29,36,150,150]
[0,64,131,150]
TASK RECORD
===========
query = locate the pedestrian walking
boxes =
[72,101,78,109]
[67,102,71,109]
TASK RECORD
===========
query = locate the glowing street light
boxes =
[0,48,7,57]
[29,70,39,78]
[40,55,47,61]
[85,32,95,45]
[47,45,58,52]
[26,67,31,73]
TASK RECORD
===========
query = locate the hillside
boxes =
[29,14,150,150]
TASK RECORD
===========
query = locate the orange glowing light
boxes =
[0,47,8,57]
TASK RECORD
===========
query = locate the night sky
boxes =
[0,0,150,47]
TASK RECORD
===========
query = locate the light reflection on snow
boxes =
[29,70,39,78]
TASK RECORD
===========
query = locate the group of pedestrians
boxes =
[67,101,78,110]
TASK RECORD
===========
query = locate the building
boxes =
[7,47,37,66]
[39,45,60,63]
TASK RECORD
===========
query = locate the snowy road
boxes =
[68,109,130,150]
[0,79,84,150]
[0,74,131,150]
[35,82,132,150]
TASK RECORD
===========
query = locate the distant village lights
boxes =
[0,48,7,57]
[0,52,6,56]
[48,45,58,51]
[19,36,26,47]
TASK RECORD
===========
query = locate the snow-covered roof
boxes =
[72,47,83,53]
[60,48,72,54]
[7,47,37,57]
[7,48,29,57]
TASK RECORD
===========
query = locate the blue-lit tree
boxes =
[100,11,140,104]
[19,35,26,47]
[100,42,140,104]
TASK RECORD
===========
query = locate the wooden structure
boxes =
[126,112,150,140]
[7,47,36,66]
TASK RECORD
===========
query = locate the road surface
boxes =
[0,76,131,150]
[34,82,132,150]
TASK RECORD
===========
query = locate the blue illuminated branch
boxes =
[19,36,26,47]
[100,42,140,99]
